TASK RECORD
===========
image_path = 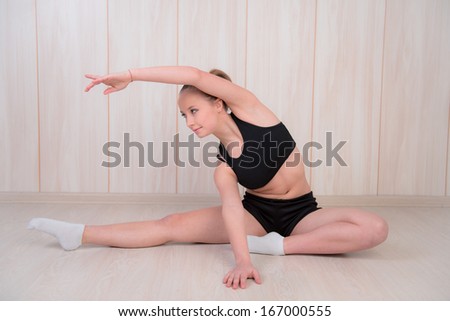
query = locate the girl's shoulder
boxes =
[231,101,281,127]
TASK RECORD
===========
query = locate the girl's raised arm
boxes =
[85,66,258,109]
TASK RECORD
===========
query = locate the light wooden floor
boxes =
[0,201,449,300]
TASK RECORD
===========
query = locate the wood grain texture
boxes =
[108,0,178,193]
[37,0,109,192]
[448,110,450,196]
[311,0,385,195]
[246,0,316,184]
[2,202,449,300]
[1,0,450,197]
[0,0,39,192]
[378,0,450,195]
[177,0,247,194]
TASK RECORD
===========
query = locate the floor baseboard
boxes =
[1,192,449,207]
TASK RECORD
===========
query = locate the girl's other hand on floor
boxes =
[223,263,262,289]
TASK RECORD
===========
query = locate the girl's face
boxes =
[178,91,221,138]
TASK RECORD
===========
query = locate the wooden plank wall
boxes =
[1,0,449,197]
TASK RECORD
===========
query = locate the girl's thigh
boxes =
[290,207,384,236]
[169,206,266,243]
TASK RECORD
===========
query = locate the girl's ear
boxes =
[214,98,225,112]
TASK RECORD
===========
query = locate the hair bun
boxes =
[209,69,232,82]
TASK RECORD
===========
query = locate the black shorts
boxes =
[242,191,320,237]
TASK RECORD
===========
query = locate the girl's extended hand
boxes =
[223,262,262,289]
[84,70,132,95]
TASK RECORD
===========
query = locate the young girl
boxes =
[28,66,388,290]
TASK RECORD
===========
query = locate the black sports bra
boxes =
[217,113,296,189]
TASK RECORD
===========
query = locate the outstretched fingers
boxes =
[84,72,131,95]
[84,74,104,92]
[85,74,101,80]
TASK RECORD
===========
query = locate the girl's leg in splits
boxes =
[29,206,266,250]
[283,208,388,255]
[83,206,229,247]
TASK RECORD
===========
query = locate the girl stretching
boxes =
[28,66,388,289]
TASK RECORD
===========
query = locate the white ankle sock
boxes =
[247,232,285,256]
[27,218,85,251]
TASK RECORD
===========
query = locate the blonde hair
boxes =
[180,69,232,111]
[208,69,232,82]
